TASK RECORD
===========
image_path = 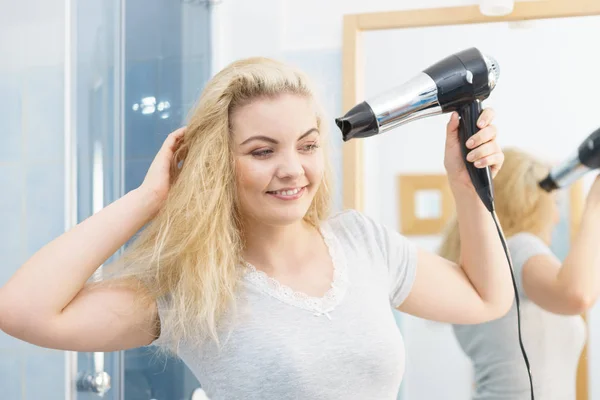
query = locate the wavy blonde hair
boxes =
[438,147,556,263]
[104,57,333,353]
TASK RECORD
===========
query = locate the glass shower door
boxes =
[71,0,212,398]
[71,0,122,398]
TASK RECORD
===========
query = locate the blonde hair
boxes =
[103,57,333,353]
[438,147,555,263]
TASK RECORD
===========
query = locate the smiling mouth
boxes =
[266,186,307,200]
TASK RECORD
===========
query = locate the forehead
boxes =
[231,94,317,143]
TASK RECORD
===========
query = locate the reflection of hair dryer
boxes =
[539,127,600,191]
[335,47,500,212]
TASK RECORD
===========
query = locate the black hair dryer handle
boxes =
[458,100,495,212]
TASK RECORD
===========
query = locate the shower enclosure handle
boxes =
[76,370,112,397]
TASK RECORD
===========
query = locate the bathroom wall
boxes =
[0,1,67,399]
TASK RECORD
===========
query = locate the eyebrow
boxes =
[239,128,319,146]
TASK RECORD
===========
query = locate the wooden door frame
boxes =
[340,2,600,399]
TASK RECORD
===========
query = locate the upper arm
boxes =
[521,254,586,315]
[344,210,502,323]
[397,247,502,324]
[509,232,587,315]
[1,279,159,352]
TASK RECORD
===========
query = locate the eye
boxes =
[301,142,320,153]
[251,148,273,158]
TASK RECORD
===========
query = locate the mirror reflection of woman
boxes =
[439,148,600,400]
[0,57,514,399]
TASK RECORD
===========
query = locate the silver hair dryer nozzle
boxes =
[335,47,500,142]
[335,73,440,141]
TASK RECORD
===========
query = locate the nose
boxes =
[276,152,305,180]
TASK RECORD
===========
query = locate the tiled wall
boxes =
[0,51,67,400]
[0,0,67,396]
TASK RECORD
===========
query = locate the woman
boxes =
[0,57,513,399]
[439,148,600,399]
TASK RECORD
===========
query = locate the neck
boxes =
[539,229,553,246]
[241,217,320,274]
[523,227,553,246]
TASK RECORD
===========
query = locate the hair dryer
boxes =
[539,127,600,191]
[335,47,500,212]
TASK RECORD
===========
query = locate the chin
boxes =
[261,208,311,226]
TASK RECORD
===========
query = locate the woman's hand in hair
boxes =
[140,127,187,211]
[0,129,187,351]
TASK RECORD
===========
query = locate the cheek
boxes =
[305,153,325,182]
[235,158,273,192]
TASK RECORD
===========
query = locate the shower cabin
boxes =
[64,0,209,399]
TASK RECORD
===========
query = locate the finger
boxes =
[162,127,187,151]
[169,127,187,145]
[477,108,496,129]
[466,141,500,163]
[473,151,504,170]
[446,112,460,135]
[171,126,186,139]
[466,125,497,149]
[489,152,505,178]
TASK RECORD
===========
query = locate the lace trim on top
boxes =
[242,223,349,318]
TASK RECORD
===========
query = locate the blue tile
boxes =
[0,352,23,399]
[177,7,210,59]
[24,351,65,400]
[75,145,93,223]
[126,59,160,102]
[125,117,166,161]
[0,163,25,287]
[124,348,199,400]
[180,56,209,115]
[125,60,162,159]
[23,66,65,162]
[25,161,64,257]
[0,166,25,349]
[162,56,209,127]
[0,75,23,163]
[181,54,211,107]
[98,156,120,210]
[125,158,153,194]
[159,3,183,59]
[90,68,117,162]
[0,331,27,352]
[125,0,162,61]
[157,58,184,133]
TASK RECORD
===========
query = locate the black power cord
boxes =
[491,210,534,399]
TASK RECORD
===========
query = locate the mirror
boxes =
[356,13,600,400]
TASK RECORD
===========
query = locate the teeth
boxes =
[274,188,301,196]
